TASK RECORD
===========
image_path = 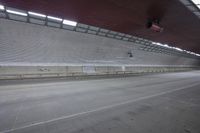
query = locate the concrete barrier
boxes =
[0,66,199,80]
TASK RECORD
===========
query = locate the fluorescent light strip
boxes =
[184,50,200,56]
[63,19,77,26]
[47,16,62,21]
[154,42,200,56]
[6,9,27,16]
[0,5,4,10]
[172,47,183,52]
[152,42,168,48]
[191,0,200,4]
[163,44,169,48]
[156,42,162,46]
[28,11,46,18]
[191,0,200,9]
[152,42,200,56]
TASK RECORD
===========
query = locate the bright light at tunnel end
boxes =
[63,19,77,26]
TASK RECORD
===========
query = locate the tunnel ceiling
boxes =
[1,0,200,53]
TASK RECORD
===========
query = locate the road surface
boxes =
[0,71,200,133]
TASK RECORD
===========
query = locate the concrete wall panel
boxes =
[0,19,200,79]
[0,19,199,66]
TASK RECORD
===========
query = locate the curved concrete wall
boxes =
[0,19,199,67]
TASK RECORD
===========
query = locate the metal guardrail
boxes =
[0,5,199,59]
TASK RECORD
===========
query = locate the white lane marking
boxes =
[0,82,199,133]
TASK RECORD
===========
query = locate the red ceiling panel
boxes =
[1,0,200,53]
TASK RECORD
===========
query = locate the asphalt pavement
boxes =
[0,71,200,133]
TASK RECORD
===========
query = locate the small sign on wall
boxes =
[82,66,96,73]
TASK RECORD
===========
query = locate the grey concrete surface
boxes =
[0,19,199,66]
[0,71,200,133]
[0,65,198,80]
[1,65,197,80]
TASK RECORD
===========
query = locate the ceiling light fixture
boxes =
[47,16,62,21]
[191,0,200,9]
[6,9,27,16]
[0,5,4,10]
[173,47,183,52]
[63,19,77,26]
[28,11,46,18]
